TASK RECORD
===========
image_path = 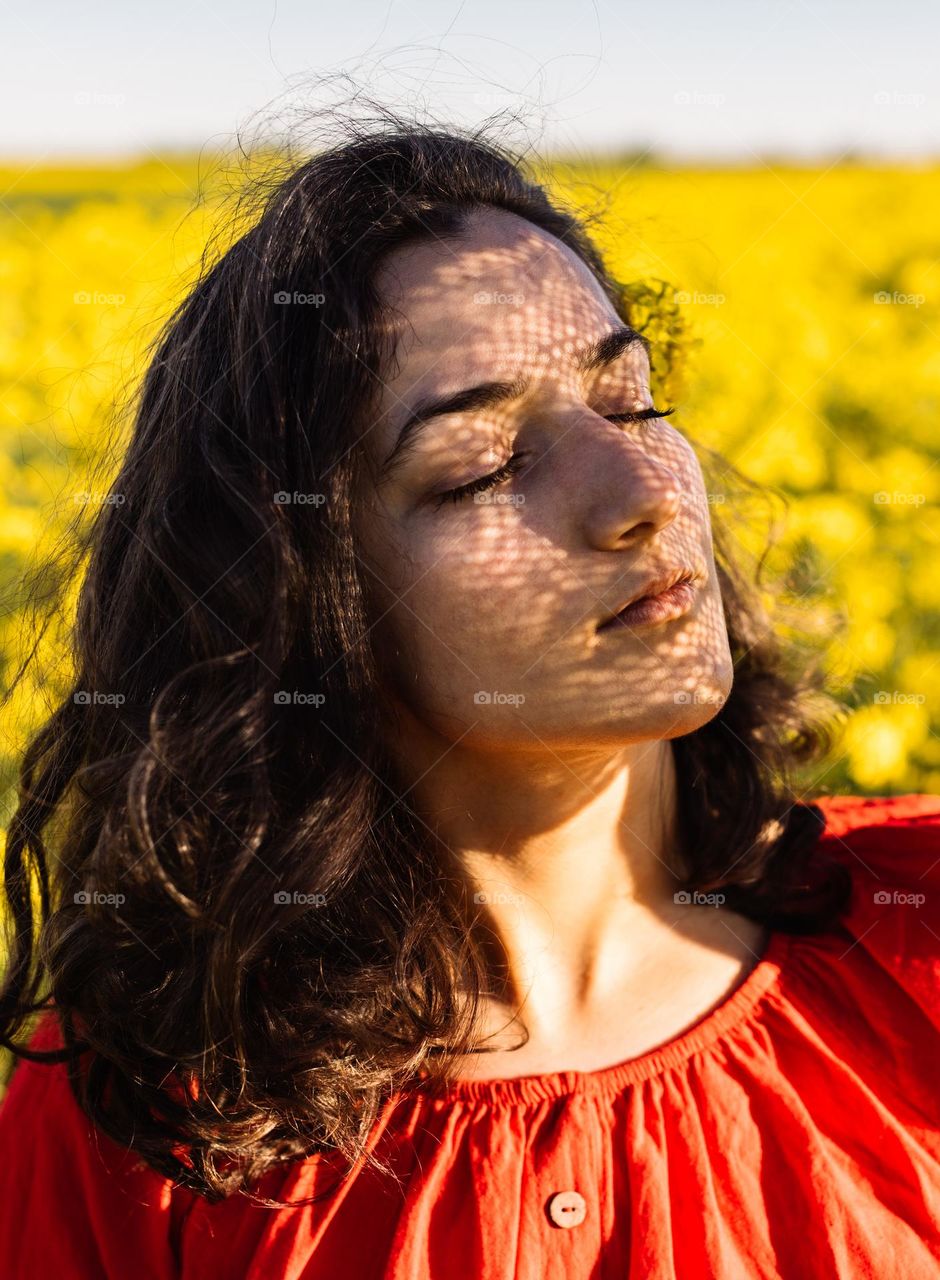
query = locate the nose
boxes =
[579,426,685,551]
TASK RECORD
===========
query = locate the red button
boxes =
[547,1190,587,1228]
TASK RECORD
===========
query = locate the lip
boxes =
[598,567,702,631]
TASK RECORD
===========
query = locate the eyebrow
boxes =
[378,324,651,480]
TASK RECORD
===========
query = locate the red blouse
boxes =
[2,793,939,1278]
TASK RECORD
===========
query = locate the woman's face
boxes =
[354,207,733,753]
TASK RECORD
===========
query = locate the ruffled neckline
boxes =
[412,926,790,1105]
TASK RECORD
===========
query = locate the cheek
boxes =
[409,518,529,635]
[670,431,705,487]
[671,438,714,527]
[352,500,506,701]
[380,519,534,699]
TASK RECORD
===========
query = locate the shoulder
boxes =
[0,1010,198,1279]
[811,790,940,842]
[810,791,940,890]
[805,792,940,1022]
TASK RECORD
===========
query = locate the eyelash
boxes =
[431,405,676,509]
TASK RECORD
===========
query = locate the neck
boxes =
[383,708,685,1017]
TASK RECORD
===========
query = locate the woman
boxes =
[1,116,938,1279]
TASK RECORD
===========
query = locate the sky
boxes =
[2,0,937,162]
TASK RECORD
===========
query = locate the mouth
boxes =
[597,567,702,632]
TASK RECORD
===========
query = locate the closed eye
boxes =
[605,405,676,424]
[431,404,677,509]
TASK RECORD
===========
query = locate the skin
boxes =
[352,206,769,1079]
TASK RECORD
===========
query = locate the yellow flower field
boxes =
[1,153,939,825]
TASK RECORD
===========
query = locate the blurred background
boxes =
[2,0,938,839]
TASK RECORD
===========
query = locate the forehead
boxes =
[372,208,633,398]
